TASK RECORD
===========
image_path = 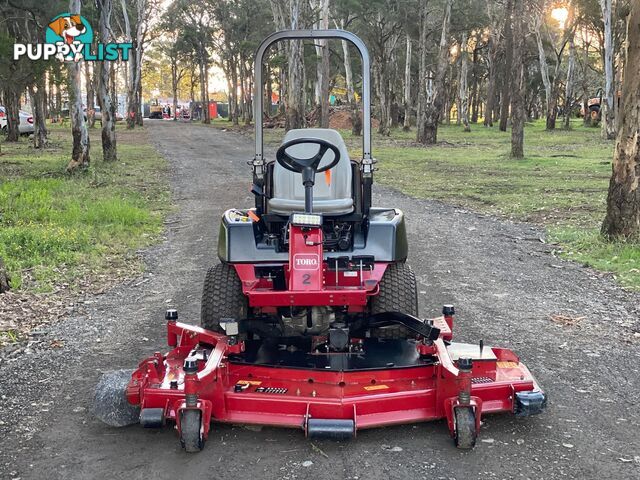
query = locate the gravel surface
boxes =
[0,121,639,480]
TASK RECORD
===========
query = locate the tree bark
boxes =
[98,0,117,162]
[510,0,525,158]
[0,256,9,293]
[470,36,480,124]
[286,0,305,130]
[416,1,428,134]
[499,0,514,132]
[563,33,576,130]
[67,0,90,172]
[403,33,412,131]
[339,19,355,105]
[534,18,553,130]
[85,62,96,127]
[599,0,616,139]
[29,77,48,148]
[601,4,640,238]
[484,3,502,127]
[4,89,20,142]
[459,33,470,132]
[317,0,330,128]
[121,0,135,128]
[416,0,452,145]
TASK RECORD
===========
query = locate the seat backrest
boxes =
[271,128,352,210]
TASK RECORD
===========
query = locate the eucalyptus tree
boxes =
[96,0,117,161]
[601,3,639,238]
[67,0,90,171]
[416,0,452,144]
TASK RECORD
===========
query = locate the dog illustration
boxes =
[48,15,86,44]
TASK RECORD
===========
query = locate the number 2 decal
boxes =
[302,274,311,285]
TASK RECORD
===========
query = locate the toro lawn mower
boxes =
[95,30,546,452]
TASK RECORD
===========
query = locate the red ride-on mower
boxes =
[94,30,546,452]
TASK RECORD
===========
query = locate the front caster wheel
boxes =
[454,407,477,449]
[180,409,205,453]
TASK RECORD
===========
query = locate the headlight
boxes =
[291,213,323,227]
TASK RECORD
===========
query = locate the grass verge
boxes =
[0,123,170,293]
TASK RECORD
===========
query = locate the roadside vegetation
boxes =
[0,124,169,293]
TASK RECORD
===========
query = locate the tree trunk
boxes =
[121,0,135,129]
[29,77,48,149]
[499,0,514,132]
[136,75,143,126]
[416,1,428,134]
[199,53,210,124]
[484,3,502,127]
[470,37,480,123]
[286,0,305,130]
[459,33,470,132]
[403,33,412,131]
[270,1,288,116]
[230,61,239,125]
[510,0,525,158]
[601,4,640,238]
[316,0,330,128]
[534,18,554,130]
[416,0,452,145]
[171,55,179,121]
[85,62,96,128]
[563,34,576,129]
[4,89,20,142]
[0,256,10,293]
[339,19,355,105]
[600,0,616,139]
[67,0,90,172]
[98,0,116,161]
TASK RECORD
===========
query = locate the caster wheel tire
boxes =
[180,409,205,453]
[454,407,477,449]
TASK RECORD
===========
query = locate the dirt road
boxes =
[1,121,639,480]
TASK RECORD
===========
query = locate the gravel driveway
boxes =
[1,121,638,480]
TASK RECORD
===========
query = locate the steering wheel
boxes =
[276,138,341,175]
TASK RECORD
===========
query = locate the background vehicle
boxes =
[0,107,34,134]
[83,106,124,123]
[148,99,163,119]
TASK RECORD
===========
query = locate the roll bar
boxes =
[253,29,372,164]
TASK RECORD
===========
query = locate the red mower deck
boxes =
[126,310,545,449]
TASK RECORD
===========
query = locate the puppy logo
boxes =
[45,13,93,62]
[48,15,86,44]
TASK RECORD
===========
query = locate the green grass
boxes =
[369,119,638,289]
[210,115,638,290]
[0,124,170,292]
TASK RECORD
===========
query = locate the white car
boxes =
[0,107,34,134]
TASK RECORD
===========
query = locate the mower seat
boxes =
[269,128,353,215]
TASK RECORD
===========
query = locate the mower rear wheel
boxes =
[180,409,205,453]
[201,263,248,332]
[369,262,419,339]
[454,407,477,449]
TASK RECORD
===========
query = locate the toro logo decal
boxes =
[293,254,320,270]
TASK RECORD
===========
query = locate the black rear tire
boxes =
[454,407,477,449]
[201,263,248,332]
[369,262,419,339]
